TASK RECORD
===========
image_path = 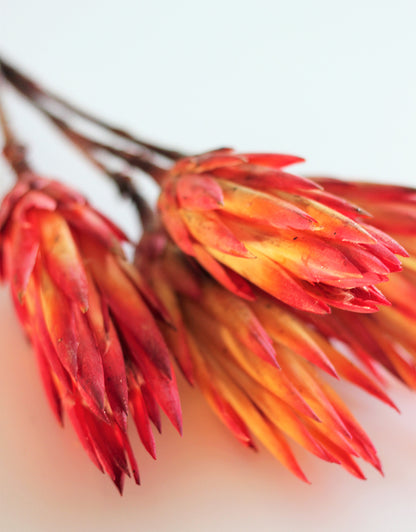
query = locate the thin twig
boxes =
[0,57,160,227]
[47,113,166,183]
[0,70,31,178]
[0,57,186,162]
[0,86,13,146]
[50,114,155,229]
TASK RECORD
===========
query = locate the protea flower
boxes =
[136,229,397,481]
[0,173,181,492]
[157,149,405,313]
[306,179,416,389]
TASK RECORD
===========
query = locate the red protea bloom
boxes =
[136,229,397,482]
[306,179,416,389]
[157,148,405,314]
[0,173,181,492]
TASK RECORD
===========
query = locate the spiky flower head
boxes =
[136,229,397,482]
[157,149,406,314]
[0,173,181,492]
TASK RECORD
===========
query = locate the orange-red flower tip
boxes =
[306,178,416,397]
[158,150,405,313]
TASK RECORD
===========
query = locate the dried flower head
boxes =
[0,173,181,492]
[136,229,397,482]
[157,149,405,314]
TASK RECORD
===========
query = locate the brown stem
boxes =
[0,57,186,162]
[0,57,160,228]
[49,114,166,183]
[49,114,155,229]
[0,59,155,231]
[0,72,31,178]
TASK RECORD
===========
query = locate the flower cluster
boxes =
[135,229,398,481]
[1,58,415,491]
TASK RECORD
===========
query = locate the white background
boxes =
[1,1,416,531]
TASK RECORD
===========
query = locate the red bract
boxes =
[136,230,397,482]
[157,149,406,313]
[0,173,181,492]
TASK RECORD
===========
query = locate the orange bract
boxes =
[0,174,181,492]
